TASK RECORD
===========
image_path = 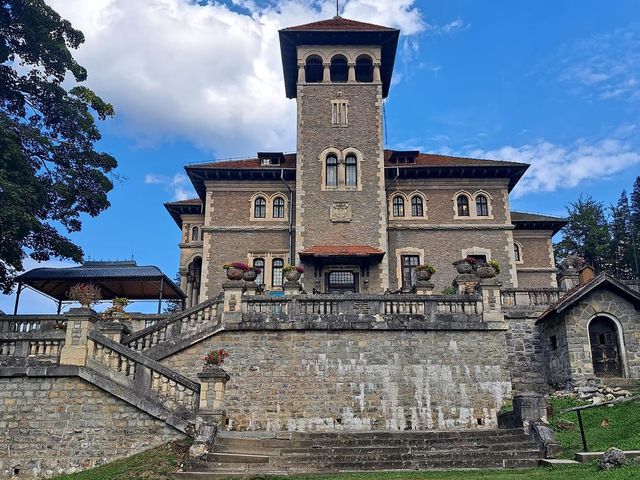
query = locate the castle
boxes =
[1,16,639,479]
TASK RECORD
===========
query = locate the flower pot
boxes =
[455,262,473,274]
[285,270,301,282]
[243,270,257,282]
[416,270,433,281]
[226,267,244,281]
[477,265,497,279]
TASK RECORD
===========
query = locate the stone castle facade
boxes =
[1,16,639,479]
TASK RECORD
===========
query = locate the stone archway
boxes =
[589,316,623,377]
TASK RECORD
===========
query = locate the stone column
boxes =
[347,62,356,82]
[222,281,244,313]
[558,268,579,291]
[283,280,302,296]
[59,308,98,366]
[323,62,331,82]
[244,281,258,296]
[190,366,231,458]
[373,62,381,82]
[297,62,306,82]
[98,321,131,343]
[415,281,434,295]
[478,277,503,322]
[453,274,479,295]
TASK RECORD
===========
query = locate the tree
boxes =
[609,191,635,278]
[0,0,116,293]
[555,194,611,271]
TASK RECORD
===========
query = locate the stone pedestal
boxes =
[415,281,434,295]
[98,321,131,343]
[558,269,580,291]
[453,274,478,295]
[222,281,244,313]
[478,277,503,322]
[283,280,301,296]
[191,367,231,458]
[59,308,98,366]
[513,392,547,429]
[244,281,258,296]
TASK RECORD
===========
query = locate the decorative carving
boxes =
[330,202,352,223]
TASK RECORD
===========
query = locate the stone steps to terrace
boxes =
[174,429,543,478]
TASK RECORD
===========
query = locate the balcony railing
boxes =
[501,288,562,307]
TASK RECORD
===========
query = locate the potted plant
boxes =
[101,297,131,321]
[243,266,261,282]
[203,348,230,369]
[478,260,501,279]
[67,283,102,308]
[415,264,436,281]
[223,262,250,281]
[452,256,477,275]
[283,265,304,282]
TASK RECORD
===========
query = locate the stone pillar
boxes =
[283,280,301,296]
[558,268,579,291]
[513,392,548,430]
[98,321,131,343]
[322,62,331,82]
[244,281,258,296]
[415,281,434,295]
[187,280,195,309]
[373,62,381,82]
[297,62,305,82]
[453,274,479,295]
[190,367,231,458]
[59,308,98,366]
[222,281,244,313]
[478,278,503,322]
[347,62,356,82]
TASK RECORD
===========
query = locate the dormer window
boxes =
[261,158,270,166]
[389,151,418,165]
[258,152,284,167]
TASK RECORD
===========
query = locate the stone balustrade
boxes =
[0,314,64,333]
[88,330,200,413]
[122,296,222,352]
[0,328,66,367]
[501,288,562,307]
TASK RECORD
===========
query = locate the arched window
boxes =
[273,197,285,218]
[457,195,470,216]
[392,196,405,217]
[305,55,323,83]
[272,258,284,288]
[514,243,521,262]
[330,55,348,83]
[326,155,338,187]
[191,226,199,242]
[254,197,266,218]
[411,196,424,217]
[345,154,357,187]
[476,195,489,216]
[355,55,373,82]
[253,258,265,285]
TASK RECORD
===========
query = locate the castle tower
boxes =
[279,17,399,293]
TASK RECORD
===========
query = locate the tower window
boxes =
[355,55,373,82]
[273,197,285,218]
[272,258,284,287]
[331,99,348,126]
[476,195,489,216]
[326,155,338,187]
[254,197,266,218]
[345,155,357,187]
[514,242,522,263]
[411,196,424,217]
[330,55,348,83]
[305,55,323,83]
[191,226,199,242]
[457,195,470,217]
[392,196,405,217]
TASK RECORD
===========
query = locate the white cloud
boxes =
[47,0,425,156]
[426,17,468,35]
[470,132,640,197]
[144,172,194,200]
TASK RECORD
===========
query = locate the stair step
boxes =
[203,453,270,464]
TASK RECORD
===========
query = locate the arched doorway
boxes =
[589,317,623,377]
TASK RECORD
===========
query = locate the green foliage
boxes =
[442,286,458,295]
[0,0,117,293]
[549,396,640,459]
[609,191,637,279]
[488,260,501,274]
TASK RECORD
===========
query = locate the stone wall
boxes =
[162,328,512,432]
[539,316,572,388]
[0,376,185,478]
[503,310,547,393]
[513,230,557,288]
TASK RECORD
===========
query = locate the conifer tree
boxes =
[609,191,635,278]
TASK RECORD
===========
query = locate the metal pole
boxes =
[13,283,23,315]
[157,277,164,314]
[57,300,62,315]
[577,409,588,452]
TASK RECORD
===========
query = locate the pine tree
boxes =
[628,176,640,278]
[609,191,635,278]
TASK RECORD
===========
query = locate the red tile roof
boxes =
[282,16,396,32]
[299,245,385,257]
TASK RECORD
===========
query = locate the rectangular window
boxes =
[345,156,357,187]
[272,258,284,288]
[331,99,348,126]
[401,255,420,290]
[469,254,487,265]
[253,258,265,286]
[550,335,558,351]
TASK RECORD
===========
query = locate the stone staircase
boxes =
[175,429,543,478]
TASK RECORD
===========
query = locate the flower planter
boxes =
[243,270,257,282]
[416,270,433,281]
[455,262,473,275]
[477,265,497,279]
[226,268,244,281]
[285,271,301,282]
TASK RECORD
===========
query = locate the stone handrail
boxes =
[0,315,64,333]
[501,288,562,307]
[243,294,483,317]
[0,329,66,366]
[122,296,222,352]
[88,330,200,413]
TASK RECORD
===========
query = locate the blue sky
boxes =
[2,0,639,313]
